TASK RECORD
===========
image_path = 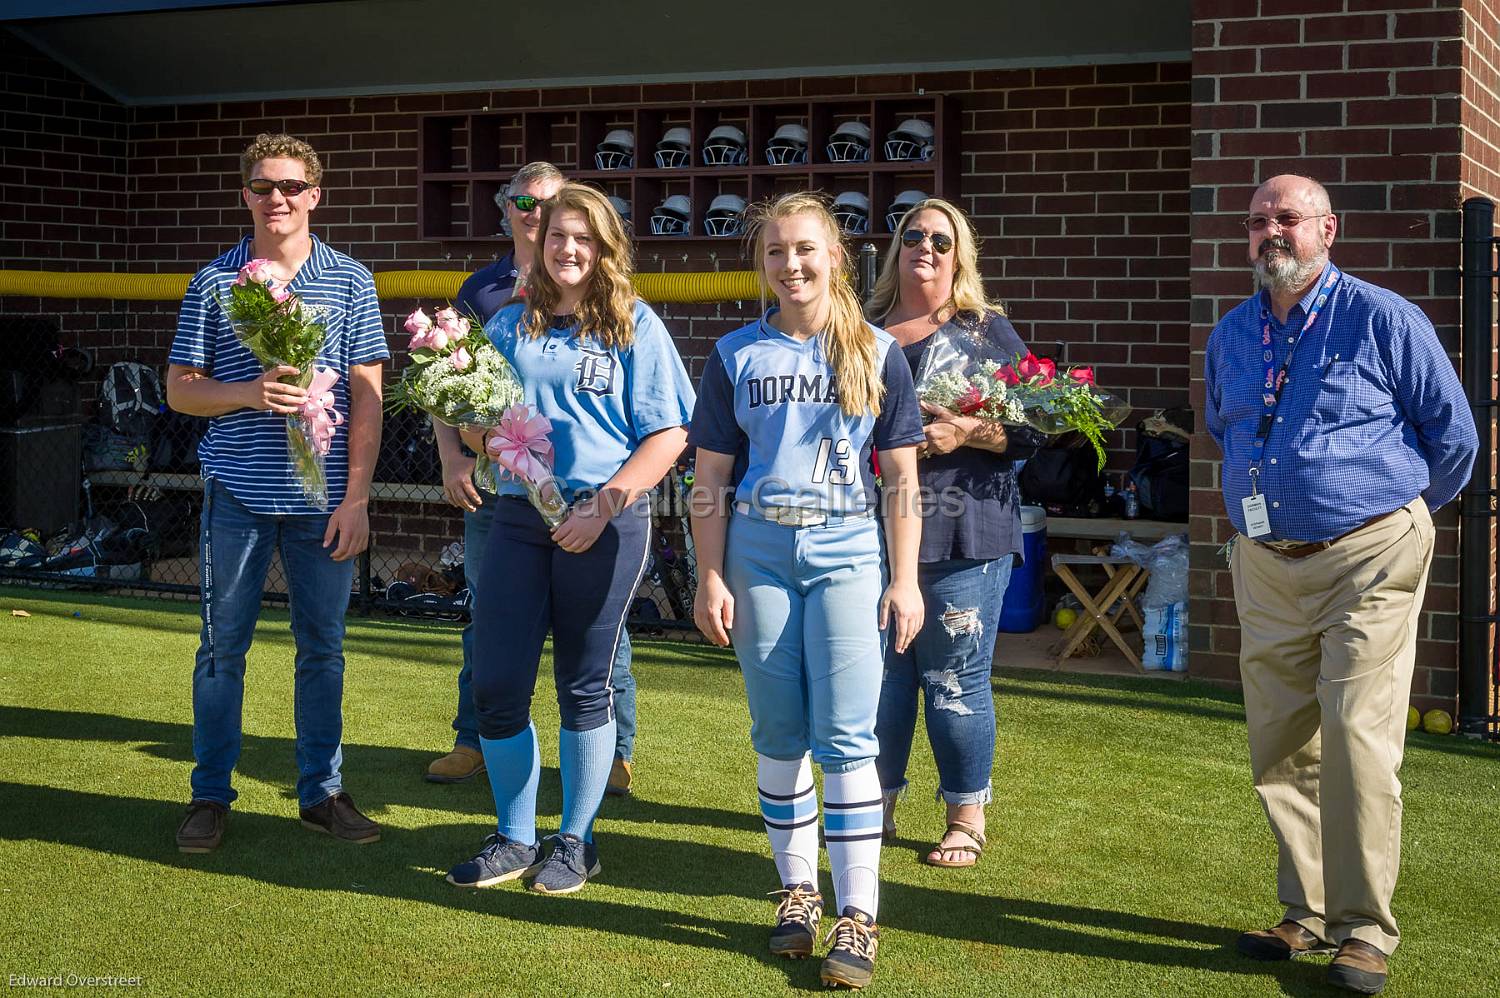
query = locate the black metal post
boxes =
[358,546,373,615]
[1459,197,1496,738]
[859,242,878,303]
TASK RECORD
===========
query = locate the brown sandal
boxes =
[924,820,985,868]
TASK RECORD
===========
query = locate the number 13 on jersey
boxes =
[811,437,856,486]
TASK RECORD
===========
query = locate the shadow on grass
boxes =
[0,705,763,833]
[993,668,1249,724]
[0,777,1331,990]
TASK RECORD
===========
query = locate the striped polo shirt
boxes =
[168,234,390,515]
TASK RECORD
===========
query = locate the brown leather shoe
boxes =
[1236,920,1335,961]
[175,800,227,854]
[300,792,381,844]
[425,745,486,784]
[605,757,633,797]
[1328,939,1388,994]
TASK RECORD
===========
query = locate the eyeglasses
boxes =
[508,194,553,212]
[1242,212,1328,232]
[900,229,953,254]
[246,178,314,197]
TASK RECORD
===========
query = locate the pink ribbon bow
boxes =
[298,367,344,455]
[486,404,555,484]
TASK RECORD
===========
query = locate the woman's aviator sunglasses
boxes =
[900,229,953,254]
[246,178,315,197]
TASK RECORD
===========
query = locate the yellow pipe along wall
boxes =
[0,269,765,304]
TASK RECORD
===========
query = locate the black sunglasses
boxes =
[247,178,314,197]
[508,194,553,212]
[900,229,953,254]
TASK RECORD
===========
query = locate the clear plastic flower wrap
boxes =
[913,324,1131,469]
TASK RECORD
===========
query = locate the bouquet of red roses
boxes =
[914,326,1129,469]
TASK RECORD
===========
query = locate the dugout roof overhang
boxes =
[5,0,1190,107]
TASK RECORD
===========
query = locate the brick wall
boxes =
[1189,0,1472,707]
[1,30,1191,561]
[0,31,136,381]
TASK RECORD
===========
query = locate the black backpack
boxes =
[1019,442,1105,517]
[1129,433,1189,521]
[100,362,165,440]
[375,408,441,485]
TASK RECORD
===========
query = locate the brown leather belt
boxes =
[1256,508,1402,559]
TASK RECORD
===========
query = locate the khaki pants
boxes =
[1231,498,1434,955]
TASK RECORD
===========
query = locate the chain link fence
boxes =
[0,325,700,635]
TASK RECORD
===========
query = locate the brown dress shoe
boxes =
[176,800,227,854]
[605,757,633,797]
[426,745,486,784]
[1328,939,1388,994]
[300,792,381,844]
[1236,920,1335,960]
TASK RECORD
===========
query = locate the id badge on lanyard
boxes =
[1244,263,1340,539]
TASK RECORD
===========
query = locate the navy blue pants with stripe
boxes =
[472,494,651,739]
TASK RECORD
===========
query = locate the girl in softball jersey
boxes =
[447,183,695,895]
[689,193,925,989]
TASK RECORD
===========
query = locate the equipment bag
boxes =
[1018,442,1105,517]
[100,362,165,439]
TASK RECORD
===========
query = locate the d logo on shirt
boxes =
[574,347,618,397]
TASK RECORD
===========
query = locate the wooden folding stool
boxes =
[1048,553,1150,672]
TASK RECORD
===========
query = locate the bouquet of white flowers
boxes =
[387,306,525,492]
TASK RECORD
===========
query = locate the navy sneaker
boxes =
[820,906,880,989]
[446,833,543,888]
[769,882,823,958]
[529,833,600,895]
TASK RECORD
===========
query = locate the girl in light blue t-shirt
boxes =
[446,184,694,896]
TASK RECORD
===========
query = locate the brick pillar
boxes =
[1189,1,1470,705]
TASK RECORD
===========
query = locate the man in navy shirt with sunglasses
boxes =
[167,133,389,854]
[1205,174,1476,995]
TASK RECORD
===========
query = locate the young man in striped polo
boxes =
[165,133,390,853]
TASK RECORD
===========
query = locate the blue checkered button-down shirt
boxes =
[1205,265,1478,543]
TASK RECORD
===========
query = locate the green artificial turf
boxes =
[1,585,1497,996]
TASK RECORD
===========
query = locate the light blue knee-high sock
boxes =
[480,723,540,845]
[558,721,616,842]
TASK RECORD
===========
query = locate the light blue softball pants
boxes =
[724,510,886,773]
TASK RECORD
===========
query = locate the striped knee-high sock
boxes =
[480,723,540,845]
[822,762,883,918]
[757,753,818,889]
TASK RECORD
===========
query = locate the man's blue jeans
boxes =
[875,556,1012,805]
[454,493,638,760]
[190,479,355,810]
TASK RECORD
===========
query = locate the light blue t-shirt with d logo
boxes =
[485,299,696,498]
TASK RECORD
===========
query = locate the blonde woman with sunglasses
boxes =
[866,197,1044,869]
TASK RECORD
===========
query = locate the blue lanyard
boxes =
[1248,263,1340,488]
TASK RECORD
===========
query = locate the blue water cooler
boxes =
[997,505,1047,633]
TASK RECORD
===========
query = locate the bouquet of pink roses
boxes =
[219,258,341,509]
[914,326,1129,470]
[388,305,524,493]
